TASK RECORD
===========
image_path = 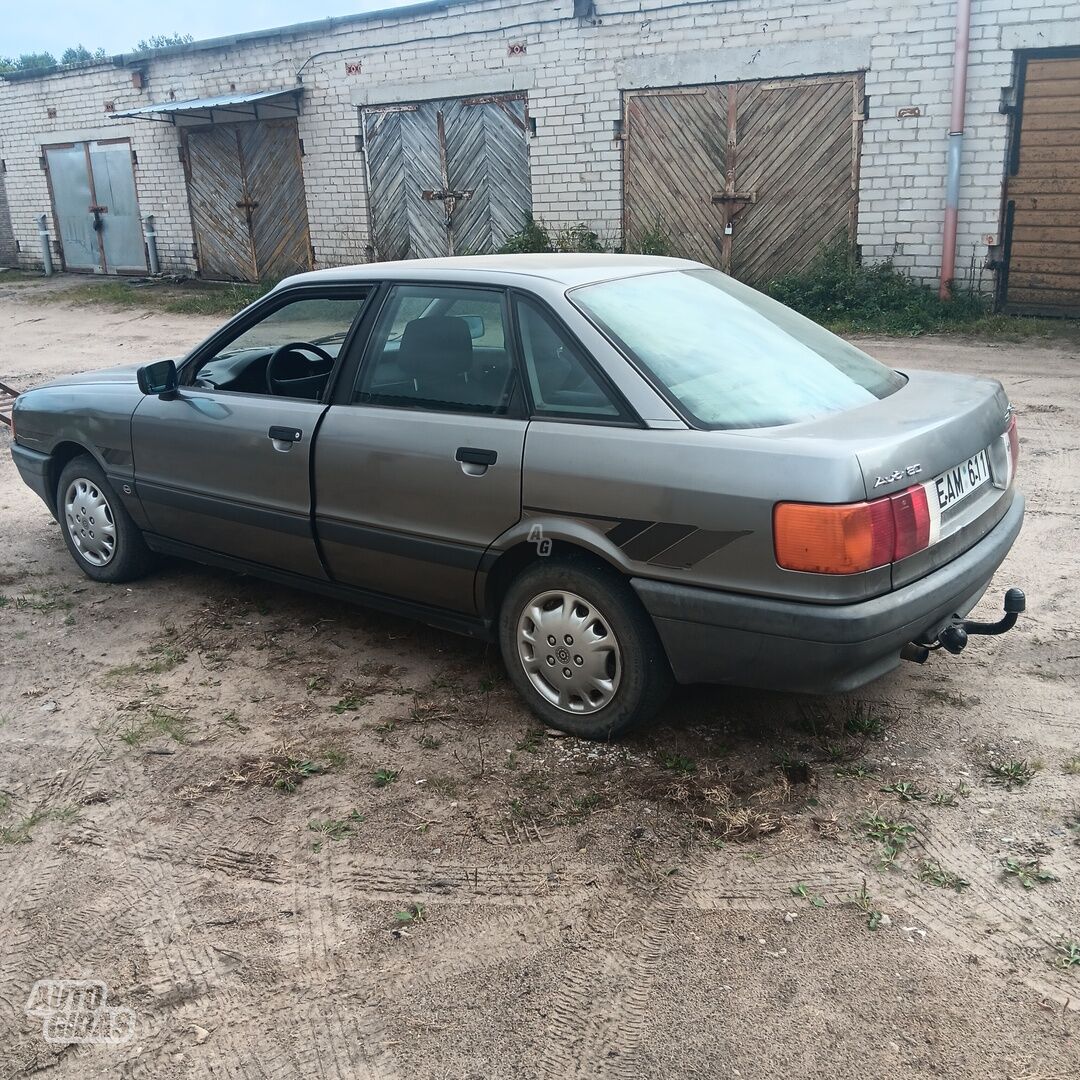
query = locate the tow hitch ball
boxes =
[902,588,1026,664]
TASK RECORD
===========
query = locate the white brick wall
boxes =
[0,0,1076,290]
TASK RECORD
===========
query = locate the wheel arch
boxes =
[45,441,106,517]
[479,519,634,622]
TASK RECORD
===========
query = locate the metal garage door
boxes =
[183,118,312,282]
[43,139,146,274]
[624,74,864,284]
[1002,52,1080,317]
[362,94,532,260]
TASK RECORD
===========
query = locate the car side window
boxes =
[353,285,516,415]
[191,294,368,398]
[514,296,624,420]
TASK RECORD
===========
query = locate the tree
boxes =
[60,44,107,65]
[0,52,59,72]
[134,33,194,52]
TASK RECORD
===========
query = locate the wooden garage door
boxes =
[183,118,312,282]
[362,94,532,260]
[624,74,863,284]
[1003,54,1080,317]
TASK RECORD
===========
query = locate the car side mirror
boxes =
[137,359,178,398]
[462,315,485,340]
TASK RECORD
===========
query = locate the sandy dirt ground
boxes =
[1,275,1078,1079]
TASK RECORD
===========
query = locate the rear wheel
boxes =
[498,556,672,739]
[57,455,155,583]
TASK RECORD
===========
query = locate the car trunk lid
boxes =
[738,369,1016,587]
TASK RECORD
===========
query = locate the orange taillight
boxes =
[774,484,931,575]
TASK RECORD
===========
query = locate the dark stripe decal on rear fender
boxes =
[619,522,697,562]
[646,529,752,569]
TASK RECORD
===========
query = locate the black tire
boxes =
[56,455,155,584]
[498,555,673,740]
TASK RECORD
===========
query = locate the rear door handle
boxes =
[269,425,303,443]
[456,447,497,466]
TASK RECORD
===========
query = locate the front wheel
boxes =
[56,455,155,583]
[498,556,673,740]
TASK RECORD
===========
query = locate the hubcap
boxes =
[64,478,117,567]
[517,589,621,714]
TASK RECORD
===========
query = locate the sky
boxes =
[2,0,423,58]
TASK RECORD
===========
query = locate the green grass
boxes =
[1001,857,1058,889]
[34,278,271,318]
[842,702,889,740]
[1062,755,1080,776]
[790,883,827,908]
[766,233,1080,340]
[880,781,927,803]
[658,751,697,776]
[1054,938,1080,969]
[984,758,1038,790]
[861,810,917,868]
[308,810,363,849]
[393,902,426,927]
[918,860,970,892]
[104,642,186,681]
[373,767,400,788]
[0,805,79,845]
[118,705,191,746]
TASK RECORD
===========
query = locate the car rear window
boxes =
[571,268,906,429]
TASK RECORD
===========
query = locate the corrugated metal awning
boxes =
[110,87,302,125]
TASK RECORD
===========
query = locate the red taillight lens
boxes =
[890,484,931,561]
[774,483,931,574]
[1006,414,1019,480]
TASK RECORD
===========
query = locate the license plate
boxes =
[926,448,993,514]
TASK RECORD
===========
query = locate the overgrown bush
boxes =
[498,213,604,254]
[625,216,673,257]
[766,234,989,335]
[498,212,676,257]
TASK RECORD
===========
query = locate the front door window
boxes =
[191,294,369,399]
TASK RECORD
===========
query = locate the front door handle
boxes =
[269,425,303,443]
[456,447,497,466]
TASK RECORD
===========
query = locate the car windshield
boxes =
[571,268,906,429]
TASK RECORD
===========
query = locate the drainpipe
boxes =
[939,0,973,300]
[37,214,54,276]
[142,213,160,275]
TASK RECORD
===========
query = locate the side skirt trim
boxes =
[143,534,494,641]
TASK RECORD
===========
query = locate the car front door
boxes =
[314,283,526,613]
[131,288,370,579]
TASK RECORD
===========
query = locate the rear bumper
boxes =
[632,492,1025,694]
[11,442,54,513]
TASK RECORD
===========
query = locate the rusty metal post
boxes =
[939,0,973,301]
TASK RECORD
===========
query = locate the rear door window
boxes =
[354,285,516,414]
[514,296,626,421]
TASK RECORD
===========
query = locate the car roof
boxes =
[277,253,703,290]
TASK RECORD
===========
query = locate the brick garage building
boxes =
[0,0,1077,312]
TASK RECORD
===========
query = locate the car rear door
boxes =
[313,282,526,613]
[131,288,370,579]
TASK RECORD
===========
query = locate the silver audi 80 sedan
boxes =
[11,255,1025,738]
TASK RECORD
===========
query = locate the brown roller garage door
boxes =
[1003,52,1080,317]
[623,73,863,285]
